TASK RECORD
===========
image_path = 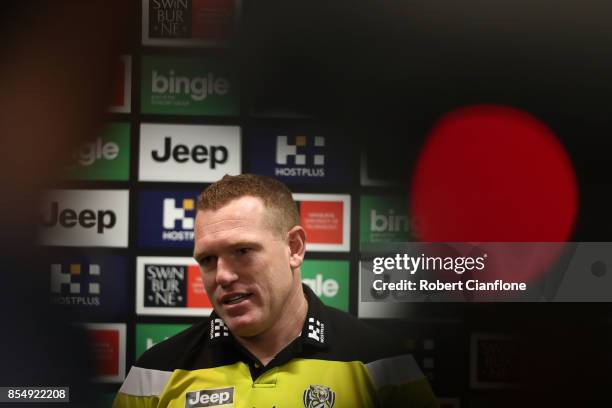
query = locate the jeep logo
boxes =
[185,387,234,408]
[42,201,116,233]
[151,136,228,168]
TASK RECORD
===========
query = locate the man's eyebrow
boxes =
[194,241,262,260]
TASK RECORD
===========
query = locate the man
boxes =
[114,174,438,407]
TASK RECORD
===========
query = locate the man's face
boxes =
[193,196,297,337]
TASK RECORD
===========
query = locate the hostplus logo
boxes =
[371,209,409,233]
[50,263,101,306]
[275,135,325,177]
[307,317,325,343]
[162,198,195,242]
[152,70,229,102]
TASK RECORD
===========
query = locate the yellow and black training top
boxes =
[113,285,438,408]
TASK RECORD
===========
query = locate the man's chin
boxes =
[225,315,263,338]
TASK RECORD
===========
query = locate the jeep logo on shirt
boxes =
[185,387,234,408]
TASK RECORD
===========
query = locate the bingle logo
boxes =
[275,135,325,177]
[302,274,339,298]
[360,196,413,247]
[39,190,129,247]
[152,70,229,102]
[50,263,101,306]
[141,57,238,116]
[139,124,241,182]
[185,387,234,408]
[162,198,195,242]
[74,137,119,167]
[151,137,228,168]
[371,209,409,233]
[64,123,130,181]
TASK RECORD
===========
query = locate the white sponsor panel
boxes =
[292,193,351,252]
[136,256,213,316]
[39,190,129,247]
[139,123,241,182]
[83,323,126,383]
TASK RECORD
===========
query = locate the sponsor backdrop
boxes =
[36,3,590,406]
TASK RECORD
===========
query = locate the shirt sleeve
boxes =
[112,366,172,408]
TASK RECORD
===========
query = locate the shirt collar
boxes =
[208,283,330,350]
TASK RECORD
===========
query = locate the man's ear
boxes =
[287,225,306,269]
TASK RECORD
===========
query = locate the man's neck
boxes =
[234,285,308,366]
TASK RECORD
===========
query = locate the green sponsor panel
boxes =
[141,56,239,116]
[360,195,414,248]
[136,324,190,359]
[301,260,349,312]
[65,123,130,181]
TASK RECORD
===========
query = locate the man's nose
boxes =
[215,257,238,287]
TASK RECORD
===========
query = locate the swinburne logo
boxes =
[137,257,213,316]
[275,135,325,177]
[39,190,129,247]
[152,70,229,101]
[145,264,186,307]
[139,123,240,182]
[185,387,234,408]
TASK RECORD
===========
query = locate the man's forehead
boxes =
[195,196,274,234]
[198,196,263,220]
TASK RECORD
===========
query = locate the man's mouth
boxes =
[221,293,252,305]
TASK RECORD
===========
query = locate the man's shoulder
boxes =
[323,305,405,363]
[135,318,211,371]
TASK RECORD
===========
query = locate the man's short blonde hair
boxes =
[197,174,300,236]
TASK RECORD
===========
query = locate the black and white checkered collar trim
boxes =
[208,315,230,342]
[300,283,329,348]
[207,284,330,349]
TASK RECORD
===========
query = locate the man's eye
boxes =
[236,247,252,255]
[201,256,217,267]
